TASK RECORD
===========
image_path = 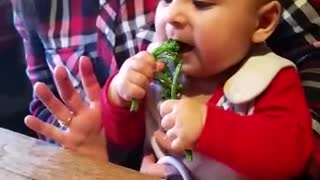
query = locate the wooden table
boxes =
[0,128,159,180]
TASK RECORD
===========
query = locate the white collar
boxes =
[224,45,295,104]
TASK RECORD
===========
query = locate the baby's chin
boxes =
[182,66,204,78]
[182,66,216,79]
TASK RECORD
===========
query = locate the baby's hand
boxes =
[109,51,164,107]
[159,98,207,152]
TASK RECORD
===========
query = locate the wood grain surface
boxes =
[0,128,159,180]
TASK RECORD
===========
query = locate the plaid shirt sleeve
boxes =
[12,0,57,142]
[11,0,100,142]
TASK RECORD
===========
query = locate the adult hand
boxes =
[140,131,189,179]
[25,56,108,161]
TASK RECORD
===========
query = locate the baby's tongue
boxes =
[176,41,194,53]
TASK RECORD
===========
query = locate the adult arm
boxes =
[12,1,59,141]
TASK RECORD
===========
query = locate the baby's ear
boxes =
[252,1,282,43]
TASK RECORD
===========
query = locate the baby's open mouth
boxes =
[175,40,194,53]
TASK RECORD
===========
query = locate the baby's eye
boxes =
[161,0,172,4]
[193,0,215,9]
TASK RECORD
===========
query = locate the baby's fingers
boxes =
[159,99,178,117]
[167,128,189,153]
[155,61,165,73]
[130,51,157,80]
[118,82,146,102]
[171,137,186,153]
[127,70,151,89]
[154,130,183,155]
[161,113,175,131]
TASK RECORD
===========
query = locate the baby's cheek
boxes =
[154,18,168,42]
[154,30,167,43]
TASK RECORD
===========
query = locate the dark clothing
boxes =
[0,0,36,138]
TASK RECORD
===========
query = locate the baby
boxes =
[102,0,313,179]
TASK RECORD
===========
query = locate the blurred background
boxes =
[0,0,35,137]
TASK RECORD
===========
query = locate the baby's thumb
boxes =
[171,138,186,153]
[155,61,165,73]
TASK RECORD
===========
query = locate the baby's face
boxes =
[154,0,262,78]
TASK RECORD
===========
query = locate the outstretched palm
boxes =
[25,57,108,161]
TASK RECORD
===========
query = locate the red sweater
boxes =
[101,68,313,179]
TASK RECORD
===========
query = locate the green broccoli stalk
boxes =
[130,39,182,111]
[129,39,193,161]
